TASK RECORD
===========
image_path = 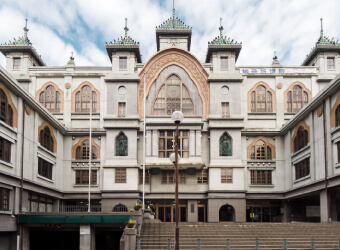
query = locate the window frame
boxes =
[38,157,53,180]
[221,102,230,118]
[158,130,189,158]
[39,85,61,112]
[116,132,128,156]
[39,126,54,152]
[75,170,97,185]
[197,169,208,184]
[220,56,228,71]
[287,85,309,113]
[75,85,97,113]
[139,170,150,185]
[0,137,11,163]
[293,126,309,153]
[250,139,272,160]
[327,57,335,70]
[118,102,126,117]
[28,193,53,212]
[219,132,232,156]
[119,57,128,70]
[76,139,98,160]
[13,57,21,70]
[221,168,233,183]
[0,89,13,127]
[294,158,310,180]
[250,170,272,185]
[161,170,186,184]
[250,85,273,113]
[335,105,340,127]
[0,188,9,211]
[115,168,127,183]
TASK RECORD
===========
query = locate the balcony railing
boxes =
[27,204,134,213]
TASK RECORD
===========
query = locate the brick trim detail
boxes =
[71,81,100,112]
[330,91,340,128]
[37,121,57,153]
[247,81,276,112]
[0,82,18,128]
[72,137,101,159]
[283,82,312,112]
[290,121,310,154]
[247,136,276,159]
[36,81,64,112]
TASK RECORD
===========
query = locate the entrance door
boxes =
[151,202,187,222]
[219,205,235,222]
[198,204,206,222]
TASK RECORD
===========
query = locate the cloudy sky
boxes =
[0,0,339,68]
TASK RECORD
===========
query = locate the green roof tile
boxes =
[106,19,139,46]
[156,9,191,31]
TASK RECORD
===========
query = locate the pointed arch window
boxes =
[39,85,61,112]
[219,132,232,156]
[250,85,273,112]
[250,139,272,160]
[153,74,194,116]
[294,126,308,152]
[116,132,128,156]
[76,140,97,160]
[75,85,97,112]
[39,126,54,152]
[335,105,340,127]
[287,85,309,113]
[0,89,13,126]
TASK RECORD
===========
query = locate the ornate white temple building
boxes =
[0,9,340,250]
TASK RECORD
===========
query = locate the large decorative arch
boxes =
[37,121,57,153]
[247,81,276,112]
[0,82,18,128]
[71,81,100,112]
[247,136,276,159]
[138,47,209,119]
[72,136,101,159]
[36,81,64,112]
[284,81,312,112]
[291,121,310,153]
[330,91,340,128]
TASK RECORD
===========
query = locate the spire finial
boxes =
[23,18,29,38]
[273,51,278,60]
[320,17,323,36]
[124,18,129,38]
[219,17,224,38]
[70,51,74,61]
[172,0,175,28]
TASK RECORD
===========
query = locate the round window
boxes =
[221,85,229,95]
[118,86,127,95]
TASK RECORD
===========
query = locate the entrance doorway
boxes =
[219,204,235,222]
[198,200,207,222]
[246,201,281,222]
[30,230,79,250]
[148,200,187,222]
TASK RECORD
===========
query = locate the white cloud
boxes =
[0,0,339,68]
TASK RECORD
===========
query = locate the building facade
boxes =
[1,11,340,249]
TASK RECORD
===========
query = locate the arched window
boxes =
[294,126,308,152]
[153,74,194,116]
[0,89,13,126]
[250,139,272,160]
[116,132,128,156]
[287,85,309,112]
[112,203,128,212]
[250,85,273,112]
[219,204,235,222]
[219,132,232,156]
[39,126,54,152]
[335,105,340,127]
[75,85,97,112]
[39,85,61,112]
[76,139,97,160]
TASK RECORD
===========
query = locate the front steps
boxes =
[139,220,340,249]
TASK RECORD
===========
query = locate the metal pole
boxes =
[142,73,146,208]
[197,239,201,250]
[167,239,171,250]
[311,238,315,250]
[175,123,180,250]
[283,238,287,250]
[88,98,92,212]
[137,238,141,250]
[255,238,259,250]
[226,239,230,250]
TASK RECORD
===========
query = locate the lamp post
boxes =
[169,110,184,250]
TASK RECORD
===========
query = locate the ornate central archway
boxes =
[138,47,210,119]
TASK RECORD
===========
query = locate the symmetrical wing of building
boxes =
[0,12,340,249]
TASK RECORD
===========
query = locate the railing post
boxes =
[255,238,259,250]
[197,239,201,250]
[283,238,287,250]
[226,239,230,250]
[338,238,340,250]
[167,239,171,250]
[136,238,141,250]
[311,238,315,250]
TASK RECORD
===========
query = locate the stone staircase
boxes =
[139,220,340,250]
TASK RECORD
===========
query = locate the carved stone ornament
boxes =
[317,106,323,117]
[25,105,31,115]
[65,83,71,89]
[276,83,283,89]
[138,47,209,119]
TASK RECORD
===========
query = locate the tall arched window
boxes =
[76,139,97,160]
[219,132,232,156]
[287,85,309,113]
[116,132,128,156]
[75,85,97,112]
[39,85,61,112]
[335,105,340,127]
[39,126,54,152]
[250,139,272,160]
[153,74,194,116]
[250,85,273,112]
[0,89,13,126]
[294,126,308,152]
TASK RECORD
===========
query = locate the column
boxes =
[187,200,198,223]
[320,189,329,222]
[152,130,158,156]
[146,130,152,156]
[196,131,201,156]
[79,224,91,250]
[189,130,195,157]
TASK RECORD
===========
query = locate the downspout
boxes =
[18,100,25,250]
[322,100,330,222]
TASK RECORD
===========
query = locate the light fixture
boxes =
[72,136,75,140]
[98,136,101,140]
[171,110,184,124]
[169,152,181,164]
[76,162,79,166]
[82,163,85,166]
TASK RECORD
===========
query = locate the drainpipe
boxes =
[322,100,330,222]
[18,100,25,250]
